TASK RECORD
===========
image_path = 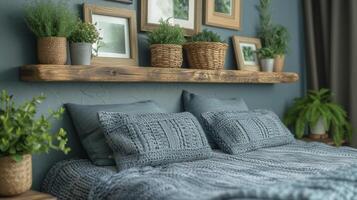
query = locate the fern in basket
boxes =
[147,19,186,45]
[190,29,225,43]
[284,89,352,146]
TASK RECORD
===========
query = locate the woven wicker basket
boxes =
[37,37,67,65]
[184,42,228,70]
[150,44,183,68]
[0,154,32,197]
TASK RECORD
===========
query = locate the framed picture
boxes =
[141,0,202,36]
[232,36,262,71]
[205,0,241,30]
[84,4,138,66]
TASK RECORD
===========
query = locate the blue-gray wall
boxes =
[0,0,305,190]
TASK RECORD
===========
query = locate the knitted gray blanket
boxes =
[42,141,357,200]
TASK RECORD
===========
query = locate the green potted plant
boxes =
[284,89,352,146]
[148,19,186,68]
[0,91,70,196]
[25,0,77,65]
[257,0,290,72]
[184,29,228,70]
[256,47,275,72]
[69,20,100,65]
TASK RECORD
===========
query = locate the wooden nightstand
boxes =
[0,191,56,200]
[301,137,348,146]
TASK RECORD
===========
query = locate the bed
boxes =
[42,140,357,200]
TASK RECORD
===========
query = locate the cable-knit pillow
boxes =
[201,110,295,154]
[98,112,212,170]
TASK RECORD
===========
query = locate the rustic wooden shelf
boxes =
[20,65,299,84]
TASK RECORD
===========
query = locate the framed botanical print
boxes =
[232,36,262,71]
[141,0,202,36]
[205,0,241,30]
[83,4,138,66]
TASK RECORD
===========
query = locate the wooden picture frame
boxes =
[232,36,262,71]
[205,0,241,30]
[84,4,138,67]
[141,0,202,36]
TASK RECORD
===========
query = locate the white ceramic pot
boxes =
[310,117,327,135]
[260,59,274,72]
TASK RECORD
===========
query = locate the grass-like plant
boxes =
[69,20,100,44]
[148,19,186,45]
[25,0,77,38]
[190,29,225,43]
[271,25,290,55]
[256,47,275,59]
[284,89,352,146]
[0,90,70,162]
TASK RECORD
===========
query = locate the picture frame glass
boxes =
[92,14,131,59]
[239,43,259,66]
[147,0,195,30]
[214,0,233,16]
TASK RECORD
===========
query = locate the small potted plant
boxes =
[272,25,290,72]
[284,89,352,146]
[0,91,70,196]
[184,29,228,70]
[256,47,275,72]
[25,0,77,65]
[69,20,100,65]
[148,19,186,68]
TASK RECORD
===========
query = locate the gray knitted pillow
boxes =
[98,112,212,170]
[201,110,295,154]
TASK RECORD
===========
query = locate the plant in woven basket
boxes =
[284,89,352,146]
[147,19,185,68]
[185,29,228,70]
[69,20,101,65]
[25,0,77,64]
[0,90,70,196]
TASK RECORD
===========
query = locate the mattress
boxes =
[42,140,357,200]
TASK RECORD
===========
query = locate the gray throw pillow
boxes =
[66,101,166,166]
[182,90,249,148]
[201,110,295,154]
[98,112,212,170]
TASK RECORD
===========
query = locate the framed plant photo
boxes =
[141,0,202,36]
[84,4,138,66]
[205,0,241,30]
[232,36,262,71]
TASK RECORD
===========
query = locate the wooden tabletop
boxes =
[0,191,56,200]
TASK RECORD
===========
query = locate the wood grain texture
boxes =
[20,65,299,84]
[0,190,56,200]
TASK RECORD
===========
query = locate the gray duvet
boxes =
[42,141,357,200]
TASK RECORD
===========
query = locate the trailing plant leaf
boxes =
[284,88,353,146]
[0,90,70,161]
[190,29,225,43]
[25,0,77,38]
[147,18,186,45]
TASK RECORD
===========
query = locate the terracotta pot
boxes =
[0,154,32,196]
[37,37,67,64]
[274,54,285,72]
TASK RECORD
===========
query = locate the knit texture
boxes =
[182,90,249,148]
[202,110,295,154]
[66,101,166,166]
[42,141,357,200]
[98,112,212,170]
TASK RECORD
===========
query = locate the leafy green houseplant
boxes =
[147,19,185,68]
[284,89,352,146]
[25,0,77,64]
[0,90,70,196]
[257,0,290,72]
[185,29,228,70]
[256,47,275,72]
[69,21,100,65]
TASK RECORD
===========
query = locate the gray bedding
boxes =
[42,141,357,200]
